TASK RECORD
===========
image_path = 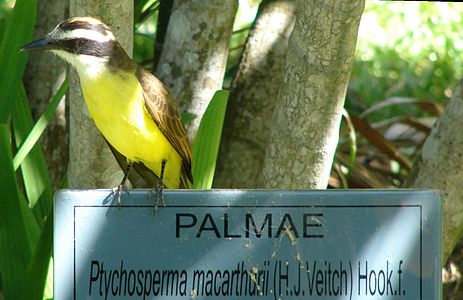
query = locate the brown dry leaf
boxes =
[335,153,392,188]
[350,115,412,170]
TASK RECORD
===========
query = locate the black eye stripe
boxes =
[54,38,114,57]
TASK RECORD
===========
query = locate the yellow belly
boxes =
[80,70,182,188]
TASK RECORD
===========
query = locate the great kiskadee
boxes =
[21,17,193,195]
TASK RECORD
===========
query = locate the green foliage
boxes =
[0,0,36,123]
[192,90,230,189]
[224,0,259,87]
[0,2,59,299]
[13,79,68,172]
[12,83,54,242]
[0,125,32,300]
[333,2,463,189]
[349,2,463,121]
[133,0,161,69]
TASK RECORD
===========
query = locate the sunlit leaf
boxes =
[350,114,412,170]
[13,78,68,171]
[192,90,229,189]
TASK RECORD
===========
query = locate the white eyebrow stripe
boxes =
[54,28,115,43]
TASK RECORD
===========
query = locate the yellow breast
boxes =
[79,69,182,188]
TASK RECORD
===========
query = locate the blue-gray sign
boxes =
[54,190,441,299]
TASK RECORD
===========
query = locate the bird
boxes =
[21,16,193,202]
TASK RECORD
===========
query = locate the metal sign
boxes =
[54,189,441,299]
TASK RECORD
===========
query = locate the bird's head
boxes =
[21,17,120,76]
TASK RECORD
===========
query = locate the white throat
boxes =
[52,49,109,78]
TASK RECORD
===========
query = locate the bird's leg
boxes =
[148,159,167,216]
[157,159,167,206]
[112,162,133,206]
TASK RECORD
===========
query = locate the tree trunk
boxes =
[405,80,463,262]
[68,0,133,188]
[215,0,296,188]
[23,0,68,189]
[261,0,365,189]
[155,0,238,141]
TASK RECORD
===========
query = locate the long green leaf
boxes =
[24,204,53,300]
[0,125,32,299]
[192,90,229,189]
[0,0,37,123]
[12,80,66,223]
[13,78,68,171]
[43,257,54,299]
[12,81,64,224]
[18,192,40,253]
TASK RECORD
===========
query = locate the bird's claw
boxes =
[147,180,166,217]
[112,184,130,207]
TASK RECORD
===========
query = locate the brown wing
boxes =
[135,67,193,187]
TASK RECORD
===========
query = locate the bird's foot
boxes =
[147,180,166,217]
[112,183,130,207]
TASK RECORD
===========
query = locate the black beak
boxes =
[20,38,52,52]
